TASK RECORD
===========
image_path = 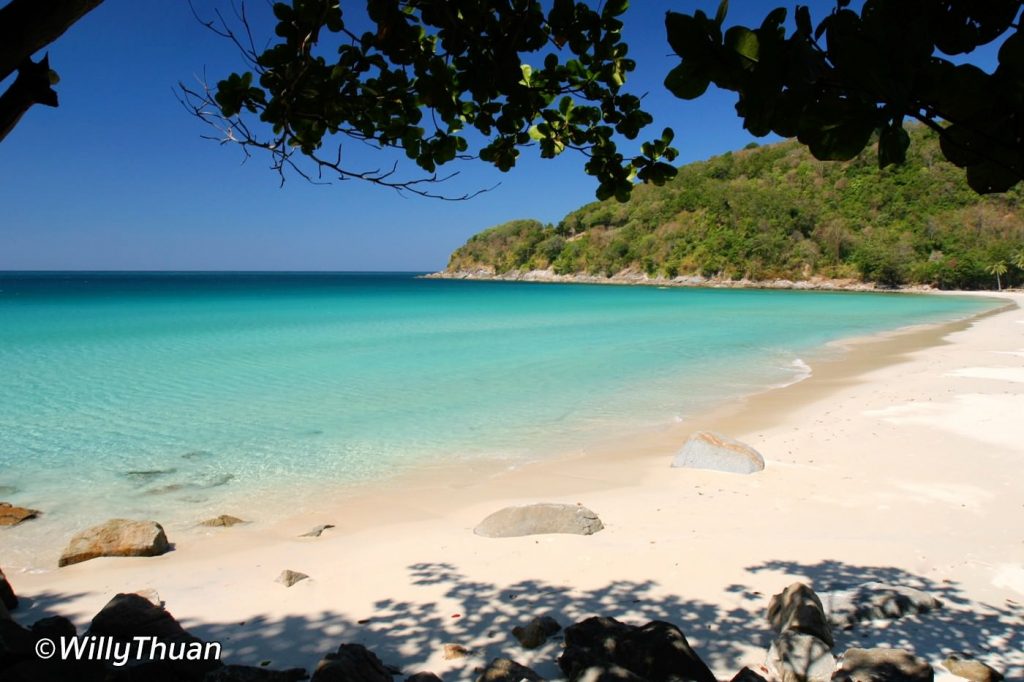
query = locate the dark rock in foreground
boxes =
[59,519,170,567]
[312,643,394,682]
[731,666,770,682]
[477,657,544,682]
[834,647,933,682]
[512,615,561,649]
[671,432,765,474]
[87,592,223,679]
[474,503,603,538]
[0,567,17,611]
[767,582,834,648]
[558,616,715,682]
[204,664,309,681]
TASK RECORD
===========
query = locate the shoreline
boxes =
[4,292,1023,679]
[424,267,954,292]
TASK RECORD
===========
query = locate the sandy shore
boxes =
[6,292,1024,679]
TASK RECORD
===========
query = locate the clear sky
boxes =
[0,1,992,271]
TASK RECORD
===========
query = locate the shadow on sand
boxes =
[11,558,1023,679]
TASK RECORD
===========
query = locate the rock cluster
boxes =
[0,563,1005,682]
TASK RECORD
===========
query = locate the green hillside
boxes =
[445,127,1024,289]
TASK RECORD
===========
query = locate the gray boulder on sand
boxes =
[767,582,834,648]
[765,631,835,682]
[943,653,1004,682]
[834,647,933,682]
[671,432,765,474]
[474,503,603,538]
[58,519,170,567]
[826,582,942,628]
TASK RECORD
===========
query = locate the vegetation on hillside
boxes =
[446,127,1024,289]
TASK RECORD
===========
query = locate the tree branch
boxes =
[0,55,58,143]
[0,0,104,82]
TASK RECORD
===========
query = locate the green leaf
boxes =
[760,7,787,31]
[519,64,533,86]
[998,33,1024,77]
[725,27,759,64]
[878,123,910,168]
[603,0,629,19]
[665,62,710,99]
[795,5,812,36]
[715,0,729,26]
[665,12,706,57]
[967,160,1021,194]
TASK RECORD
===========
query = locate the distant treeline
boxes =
[446,127,1024,289]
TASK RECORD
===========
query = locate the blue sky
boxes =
[0,1,995,271]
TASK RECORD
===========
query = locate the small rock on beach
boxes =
[0,502,39,526]
[300,524,335,538]
[276,570,309,587]
[671,432,765,474]
[200,514,247,527]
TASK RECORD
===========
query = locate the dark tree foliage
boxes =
[665,0,1024,194]
[0,0,103,142]
[182,0,678,200]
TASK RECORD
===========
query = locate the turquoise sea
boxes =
[0,273,997,563]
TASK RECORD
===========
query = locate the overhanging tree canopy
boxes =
[0,0,103,142]
[664,0,1024,195]
[181,0,678,200]
[6,1,1024,200]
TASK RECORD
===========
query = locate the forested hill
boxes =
[444,127,1024,289]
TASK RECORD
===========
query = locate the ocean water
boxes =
[0,273,996,563]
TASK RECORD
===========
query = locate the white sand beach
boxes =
[6,292,1024,680]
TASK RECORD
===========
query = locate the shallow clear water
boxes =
[0,273,995,562]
